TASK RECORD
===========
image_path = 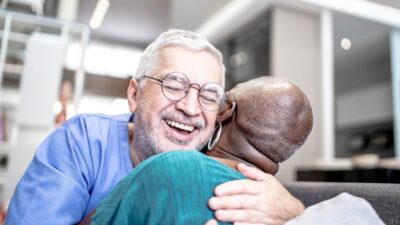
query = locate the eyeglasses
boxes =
[143,72,225,111]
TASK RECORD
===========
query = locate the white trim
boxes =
[73,29,90,112]
[321,9,335,161]
[391,30,400,160]
[0,13,12,90]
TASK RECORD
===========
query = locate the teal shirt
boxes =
[92,151,245,225]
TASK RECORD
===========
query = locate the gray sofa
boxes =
[285,182,400,225]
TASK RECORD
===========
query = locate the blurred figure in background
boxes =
[54,80,75,126]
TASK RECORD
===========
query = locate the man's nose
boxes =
[175,86,202,116]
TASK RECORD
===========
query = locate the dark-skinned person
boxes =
[89,76,313,225]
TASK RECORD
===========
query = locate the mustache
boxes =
[160,110,206,129]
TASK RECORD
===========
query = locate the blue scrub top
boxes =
[6,113,134,225]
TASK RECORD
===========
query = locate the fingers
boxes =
[209,194,258,210]
[214,209,267,224]
[237,163,267,181]
[234,223,266,225]
[204,219,218,225]
[210,165,304,224]
[214,179,261,196]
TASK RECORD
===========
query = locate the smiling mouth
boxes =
[165,119,195,133]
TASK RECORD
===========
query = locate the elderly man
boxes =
[5,29,303,225]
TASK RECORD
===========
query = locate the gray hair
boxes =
[133,29,226,87]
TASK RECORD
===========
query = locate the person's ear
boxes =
[217,101,236,123]
[127,79,140,112]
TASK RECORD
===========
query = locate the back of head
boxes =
[134,29,225,87]
[226,76,313,163]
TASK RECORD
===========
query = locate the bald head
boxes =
[226,76,313,163]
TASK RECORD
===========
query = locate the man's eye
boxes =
[200,94,217,103]
[164,85,184,91]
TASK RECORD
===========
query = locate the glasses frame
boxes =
[143,72,225,111]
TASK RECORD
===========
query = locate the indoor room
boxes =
[0,0,399,224]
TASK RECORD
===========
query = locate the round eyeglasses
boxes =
[143,72,225,111]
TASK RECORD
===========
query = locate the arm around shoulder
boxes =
[209,163,304,225]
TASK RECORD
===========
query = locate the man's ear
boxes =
[217,101,236,123]
[127,79,140,112]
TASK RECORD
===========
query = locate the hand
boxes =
[208,163,305,225]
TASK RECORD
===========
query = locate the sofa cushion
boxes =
[284,182,400,225]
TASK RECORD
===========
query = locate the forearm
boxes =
[209,163,306,225]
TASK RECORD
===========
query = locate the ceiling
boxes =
[76,0,170,47]
[5,0,398,53]
[73,0,398,67]
[366,0,400,9]
[75,0,230,48]
[2,0,399,96]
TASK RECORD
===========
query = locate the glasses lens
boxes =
[162,73,189,100]
[199,84,225,111]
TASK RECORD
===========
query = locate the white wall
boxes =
[270,6,323,181]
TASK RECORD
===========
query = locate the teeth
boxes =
[166,120,194,132]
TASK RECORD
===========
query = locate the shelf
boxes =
[0,30,30,43]
[0,170,5,185]
[3,63,23,75]
[0,142,11,155]
[0,87,20,107]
